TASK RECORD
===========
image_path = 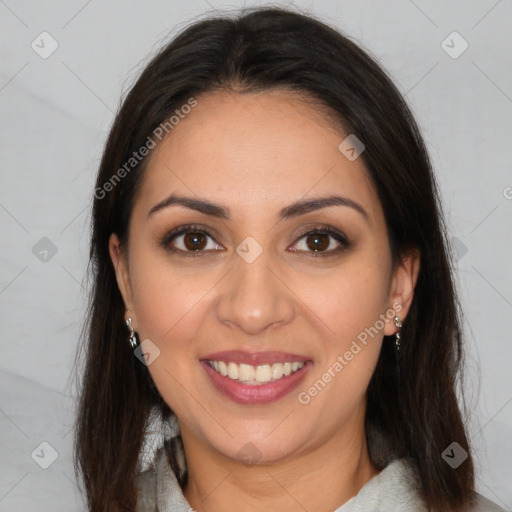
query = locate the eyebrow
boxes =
[147,193,369,223]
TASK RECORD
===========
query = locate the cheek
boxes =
[296,261,389,347]
[128,247,213,344]
[297,277,385,419]
[126,247,222,394]
[293,260,388,404]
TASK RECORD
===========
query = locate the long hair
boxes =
[73,6,475,511]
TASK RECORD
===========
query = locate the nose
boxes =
[215,244,296,336]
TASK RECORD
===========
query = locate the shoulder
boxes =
[392,460,506,512]
[335,458,429,511]
[383,459,507,512]
[344,458,507,512]
[134,467,157,512]
[134,444,191,512]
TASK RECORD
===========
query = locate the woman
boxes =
[73,6,506,512]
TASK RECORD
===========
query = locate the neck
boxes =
[181,412,379,512]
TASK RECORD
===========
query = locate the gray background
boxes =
[0,0,511,510]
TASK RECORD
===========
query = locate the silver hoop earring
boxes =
[393,316,402,351]
[126,318,138,348]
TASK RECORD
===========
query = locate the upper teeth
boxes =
[209,360,305,384]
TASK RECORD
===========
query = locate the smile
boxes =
[207,360,306,385]
[200,350,312,405]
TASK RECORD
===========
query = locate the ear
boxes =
[383,247,421,336]
[109,233,137,324]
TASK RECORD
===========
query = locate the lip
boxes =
[200,358,313,405]
[200,350,309,365]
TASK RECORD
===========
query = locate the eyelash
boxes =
[160,223,350,258]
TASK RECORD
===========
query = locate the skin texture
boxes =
[109,90,420,512]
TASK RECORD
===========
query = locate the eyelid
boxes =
[293,224,349,243]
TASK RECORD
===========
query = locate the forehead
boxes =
[134,90,381,224]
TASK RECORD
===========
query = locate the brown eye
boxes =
[289,226,350,256]
[183,232,208,251]
[161,225,224,255]
[305,233,330,252]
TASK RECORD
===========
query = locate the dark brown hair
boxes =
[73,6,475,511]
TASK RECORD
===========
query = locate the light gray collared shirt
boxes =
[135,445,507,512]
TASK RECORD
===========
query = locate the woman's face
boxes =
[110,90,418,465]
